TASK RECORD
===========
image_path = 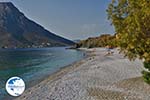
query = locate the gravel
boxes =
[16,48,148,100]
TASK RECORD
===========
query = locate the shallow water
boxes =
[0,47,84,99]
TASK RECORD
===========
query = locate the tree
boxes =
[107,0,150,83]
[75,34,117,48]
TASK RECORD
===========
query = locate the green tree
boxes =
[107,0,150,83]
[75,34,117,48]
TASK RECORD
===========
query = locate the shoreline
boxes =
[4,48,89,100]
[14,48,93,100]
[15,48,150,100]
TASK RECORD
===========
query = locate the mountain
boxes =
[73,39,81,43]
[0,2,74,48]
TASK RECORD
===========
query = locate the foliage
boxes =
[142,70,150,84]
[75,34,117,48]
[107,0,150,83]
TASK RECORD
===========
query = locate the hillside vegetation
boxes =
[75,34,117,48]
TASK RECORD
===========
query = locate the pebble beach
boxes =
[15,48,150,100]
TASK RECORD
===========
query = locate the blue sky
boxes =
[1,0,114,40]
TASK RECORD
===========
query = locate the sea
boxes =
[0,47,85,99]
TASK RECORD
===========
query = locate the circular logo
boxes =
[6,76,25,96]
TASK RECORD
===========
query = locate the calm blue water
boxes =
[0,47,85,99]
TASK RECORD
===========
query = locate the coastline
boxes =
[15,48,150,100]
[13,48,94,100]
[0,47,85,100]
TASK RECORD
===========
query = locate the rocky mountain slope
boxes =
[0,2,74,48]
